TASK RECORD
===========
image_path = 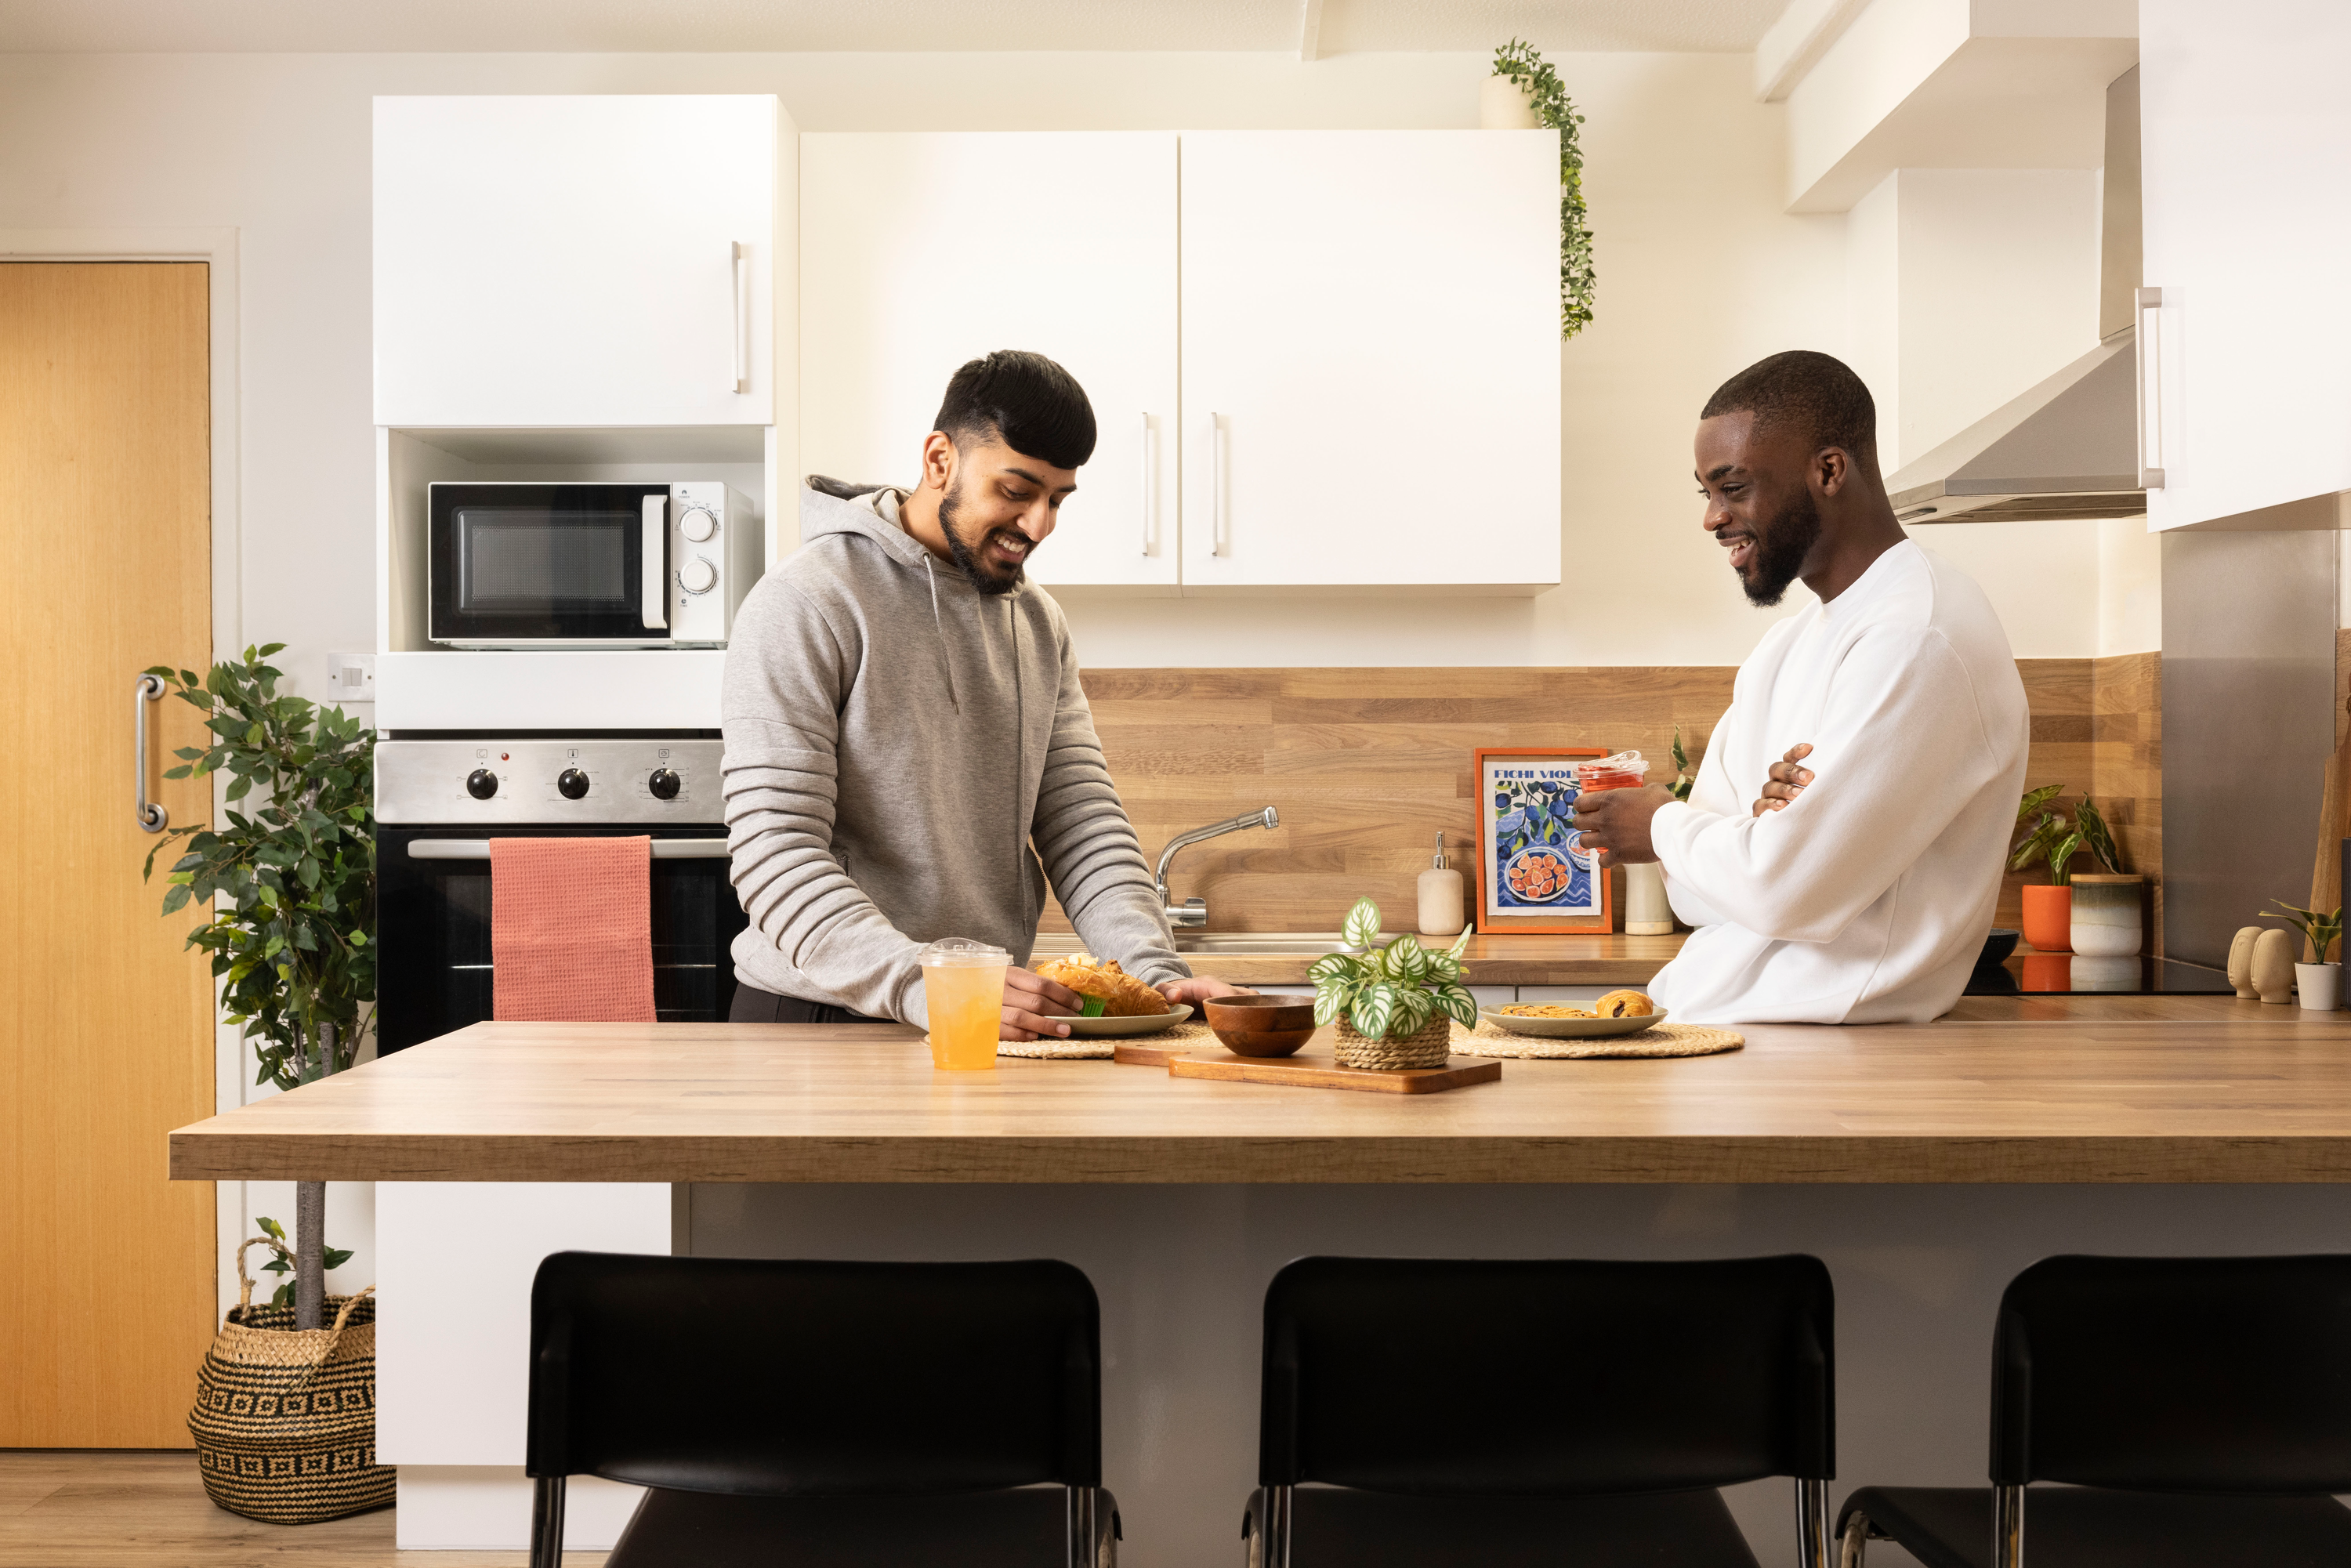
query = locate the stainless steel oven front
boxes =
[375,737,745,1054]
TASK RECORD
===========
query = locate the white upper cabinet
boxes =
[1178,132,1561,591]
[2140,0,2351,528]
[375,96,785,428]
[798,133,1179,589]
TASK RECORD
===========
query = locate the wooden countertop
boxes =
[168,997,2351,1186]
[1090,932,1688,987]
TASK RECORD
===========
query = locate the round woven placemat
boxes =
[996,1022,1220,1059]
[1447,1018,1743,1059]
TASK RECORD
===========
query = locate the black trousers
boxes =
[728,981,886,1027]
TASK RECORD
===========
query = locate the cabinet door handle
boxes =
[135,672,168,832]
[641,495,669,631]
[2135,286,2165,490]
[731,241,750,395]
[1140,412,1155,556]
[1212,413,1230,557]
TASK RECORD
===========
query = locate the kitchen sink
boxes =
[1031,932,1349,958]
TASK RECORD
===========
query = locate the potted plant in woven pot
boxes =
[140,644,386,1521]
[1310,898,1480,1070]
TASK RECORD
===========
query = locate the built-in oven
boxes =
[375,737,746,1054]
[427,480,759,648]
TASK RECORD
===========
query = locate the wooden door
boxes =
[2141,0,2351,528]
[798,132,1181,590]
[0,262,216,1447]
[1178,131,1561,590]
[374,95,781,427]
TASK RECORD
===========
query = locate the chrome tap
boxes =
[1154,807,1279,929]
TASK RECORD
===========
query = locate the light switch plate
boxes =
[328,651,377,702]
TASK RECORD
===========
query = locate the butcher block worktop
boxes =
[170,997,2351,1186]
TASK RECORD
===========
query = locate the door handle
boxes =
[135,672,168,833]
[731,241,750,395]
[1140,412,1155,556]
[2135,286,2165,490]
[1212,413,1230,557]
[642,495,669,631]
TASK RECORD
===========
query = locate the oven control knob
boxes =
[465,769,498,800]
[648,768,682,801]
[679,507,718,543]
[679,557,719,596]
[557,768,590,800]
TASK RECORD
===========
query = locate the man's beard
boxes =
[938,478,1027,597]
[1739,487,1823,607]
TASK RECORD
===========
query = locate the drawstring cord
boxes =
[923,556,962,713]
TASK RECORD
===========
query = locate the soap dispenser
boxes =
[1418,831,1466,937]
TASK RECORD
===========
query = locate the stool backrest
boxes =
[527,1252,1100,1495]
[1993,1253,2351,1493]
[1259,1255,1834,1494]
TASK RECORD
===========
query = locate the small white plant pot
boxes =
[2297,962,2342,1012]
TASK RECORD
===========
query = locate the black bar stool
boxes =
[524,1251,1118,1567]
[1838,1253,2351,1568]
[1244,1254,1837,1566]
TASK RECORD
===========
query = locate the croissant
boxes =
[1594,989,1656,1018]
[1034,954,1168,1017]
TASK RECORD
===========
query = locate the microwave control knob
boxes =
[679,507,718,543]
[557,768,590,801]
[465,769,498,801]
[679,557,719,596]
[648,768,682,801]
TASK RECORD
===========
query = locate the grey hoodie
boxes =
[721,481,1189,1025]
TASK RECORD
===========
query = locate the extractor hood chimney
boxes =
[1886,65,2146,526]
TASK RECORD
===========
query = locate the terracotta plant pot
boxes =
[2020,885,2074,952]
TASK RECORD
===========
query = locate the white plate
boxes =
[1479,1005,1668,1038]
[1061,1005,1194,1037]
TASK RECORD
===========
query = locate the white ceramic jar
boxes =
[2068,873,2143,958]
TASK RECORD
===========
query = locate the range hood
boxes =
[1887,65,2146,526]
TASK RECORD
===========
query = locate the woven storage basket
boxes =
[187,1237,393,1524]
[1335,1009,1454,1070]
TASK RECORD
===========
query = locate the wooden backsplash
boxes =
[1040,659,2163,942]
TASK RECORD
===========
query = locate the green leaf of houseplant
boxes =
[1432,983,1480,1028]
[2076,798,2122,874]
[2016,783,2064,824]
[1313,987,1349,1028]
[1342,897,1382,951]
[1350,983,1398,1041]
[1393,986,1433,1034]
[1307,954,1361,986]
[1382,935,1430,983]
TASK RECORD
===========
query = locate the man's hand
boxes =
[1000,967,1085,1042]
[1569,782,1679,868]
[1161,976,1258,1009]
[1751,743,1814,817]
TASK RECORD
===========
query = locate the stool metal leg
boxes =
[1994,1484,2026,1568]
[1795,1479,1831,1568]
[1068,1483,1099,1568]
[527,1476,567,1568]
[1839,1508,1871,1568]
[1259,1484,1292,1568]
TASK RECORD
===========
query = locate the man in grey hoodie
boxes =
[721,350,1248,1040]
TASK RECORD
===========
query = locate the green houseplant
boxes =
[2009,784,2126,955]
[1310,897,1478,1070]
[1490,38,1597,339]
[2268,900,2344,1011]
[141,643,376,1327]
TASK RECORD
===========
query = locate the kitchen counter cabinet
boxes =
[171,998,2351,1186]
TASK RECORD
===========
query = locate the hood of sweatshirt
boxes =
[798,478,980,711]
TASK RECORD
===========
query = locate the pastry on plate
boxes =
[1034,954,1168,1017]
[1594,989,1656,1018]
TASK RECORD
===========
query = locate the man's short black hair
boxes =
[1701,350,1878,468]
[933,349,1097,471]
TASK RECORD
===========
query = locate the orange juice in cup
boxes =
[919,940,1010,1071]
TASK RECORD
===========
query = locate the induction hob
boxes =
[1962,954,2233,997]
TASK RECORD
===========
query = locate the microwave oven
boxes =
[427,480,759,647]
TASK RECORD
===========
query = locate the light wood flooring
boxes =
[0,1453,605,1566]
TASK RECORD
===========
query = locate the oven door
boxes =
[377,824,746,1053]
[428,482,672,646]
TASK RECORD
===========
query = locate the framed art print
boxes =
[1473,747,1613,934]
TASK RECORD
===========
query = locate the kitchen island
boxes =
[168,998,2351,1565]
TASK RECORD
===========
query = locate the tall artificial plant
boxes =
[1491,38,1597,339]
[2010,784,2122,888]
[141,644,377,1327]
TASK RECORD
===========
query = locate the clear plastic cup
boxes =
[1574,750,1650,795]
[918,940,1010,1071]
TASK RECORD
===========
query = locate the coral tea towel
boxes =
[490,836,657,1023]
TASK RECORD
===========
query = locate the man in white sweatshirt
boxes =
[1572,351,2029,1024]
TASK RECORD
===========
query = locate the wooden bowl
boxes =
[1202,994,1318,1058]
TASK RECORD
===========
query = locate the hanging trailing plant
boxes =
[1492,38,1597,339]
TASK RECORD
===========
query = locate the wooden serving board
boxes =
[1168,1052,1500,1095]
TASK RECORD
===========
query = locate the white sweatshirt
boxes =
[1646,541,2029,1024]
